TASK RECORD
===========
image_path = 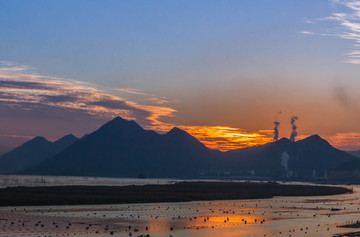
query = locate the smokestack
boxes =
[273,121,280,141]
[289,116,298,142]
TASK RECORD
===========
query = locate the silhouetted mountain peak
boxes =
[256,137,291,150]
[98,116,144,134]
[55,134,77,142]
[108,116,138,126]
[274,137,291,144]
[167,127,189,136]
[165,127,208,150]
[28,136,50,144]
[230,137,291,154]
[278,137,290,142]
[304,134,321,140]
[111,116,128,123]
[63,134,77,140]
[81,134,89,139]
[53,134,79,147]
[0,136,52,174]
[0,132,79,174]
[166,127,200,141]
[19,117,356,180]
[297,134,329,146]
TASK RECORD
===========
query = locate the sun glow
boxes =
[178,126,273,151]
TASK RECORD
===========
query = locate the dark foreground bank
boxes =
[0,182,352,206]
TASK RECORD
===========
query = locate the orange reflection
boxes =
[192,215,268,227]
[142,214,270,233]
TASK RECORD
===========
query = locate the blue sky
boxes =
[1,0,360,152]
[0,0,338,87]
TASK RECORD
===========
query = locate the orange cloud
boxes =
[0,133,34,139]
[2,61,360,152]
[178,126,273,151]
[327,132,360,151]
[0,61,176,129]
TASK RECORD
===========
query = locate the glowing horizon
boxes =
[1,60,360,153]
[1,1,360,153]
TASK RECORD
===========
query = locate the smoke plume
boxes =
[289,116,298,142]
[273,121,280,141]
[281,151,290,176]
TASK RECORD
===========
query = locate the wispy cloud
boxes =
[0,61,176,129]
[304,19,315,24]
[145,97,169,105]
[305,0,360,64]
[116,88,170,104]
[299,31,315,35]
[8,62,360,151]
[116,88,150,96]
[0,133,34,139]
[0,61,281,151]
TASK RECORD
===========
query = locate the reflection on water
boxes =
[0,175,179,188]
[0,185,360,236]
[0,175,321,188]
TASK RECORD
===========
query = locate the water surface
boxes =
[0,181,358,236]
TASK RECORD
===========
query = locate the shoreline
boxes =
[0,181,352,207]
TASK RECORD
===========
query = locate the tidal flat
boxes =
[0,181,358,237]
[0,182,351,206]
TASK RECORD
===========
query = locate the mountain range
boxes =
[0,116,358,180]
[220,135,355,178]
[23,117,218,178]
[0,134,78,174]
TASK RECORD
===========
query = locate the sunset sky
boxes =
[1,0,360,153]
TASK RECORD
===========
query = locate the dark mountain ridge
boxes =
[220,134,355,178]
[23,117,217,178]
[0,134,79,174]
[15,116,358,180]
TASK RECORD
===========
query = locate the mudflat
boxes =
[0,181,351,206]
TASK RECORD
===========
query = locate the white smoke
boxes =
[312,169,316,178]
[281,152,290,176]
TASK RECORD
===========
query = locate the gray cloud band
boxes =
[0,62,176,130]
